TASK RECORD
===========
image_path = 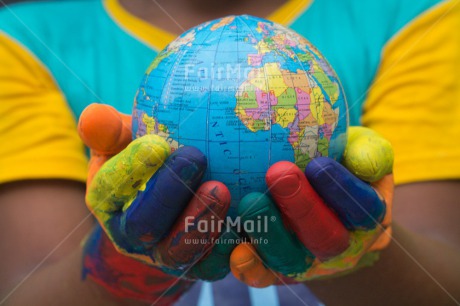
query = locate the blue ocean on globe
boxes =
[132,15,348,212]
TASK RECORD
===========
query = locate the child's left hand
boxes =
[230,127,394,287]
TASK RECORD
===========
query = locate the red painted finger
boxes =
[266,161,350,261]
[154,181,231,270]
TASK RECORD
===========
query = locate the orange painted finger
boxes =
[371,174,394,227]
[78,103,132,155]
[230,243,277,288]
[78,103,133,186]
[369,174,394,251]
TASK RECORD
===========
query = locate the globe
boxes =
[133,15,348,213]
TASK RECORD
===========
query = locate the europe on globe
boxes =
[132,15,348,211]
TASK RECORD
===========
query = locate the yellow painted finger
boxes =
[342,126,394,182]
[86,134,170,220]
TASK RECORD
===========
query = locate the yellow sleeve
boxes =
[362,0,460,185]
[0,32,88,184]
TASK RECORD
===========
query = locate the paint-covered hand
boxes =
[230,127,394,287]
[78,104,236,303]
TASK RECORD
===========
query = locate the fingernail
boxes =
[266,162,305,198]
[269,173,302,197]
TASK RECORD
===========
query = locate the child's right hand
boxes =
[78,104,236,302]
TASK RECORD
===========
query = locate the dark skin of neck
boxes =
[118,0,289,34]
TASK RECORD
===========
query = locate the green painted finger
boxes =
[86,134,170,221]
[238,193,313,277]
[188,231,239,281]
[342,126,394,182]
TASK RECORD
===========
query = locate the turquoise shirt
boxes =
[0,0,442,125]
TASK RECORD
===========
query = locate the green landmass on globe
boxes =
[132,15,348,210]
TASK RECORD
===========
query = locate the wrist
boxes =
[82,226,193,305]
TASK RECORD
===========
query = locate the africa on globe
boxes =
[132,15,348,210]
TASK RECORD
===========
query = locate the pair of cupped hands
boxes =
[79,104,394,295]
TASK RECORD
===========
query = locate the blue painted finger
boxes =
[119,146,207,251]
[305,157,385,230]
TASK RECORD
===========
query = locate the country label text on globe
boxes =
[133,15,348,210]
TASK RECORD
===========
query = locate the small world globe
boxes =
[133,15,348,212]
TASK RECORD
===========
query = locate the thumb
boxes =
[78,103,133,185]
[78,103,132,155]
